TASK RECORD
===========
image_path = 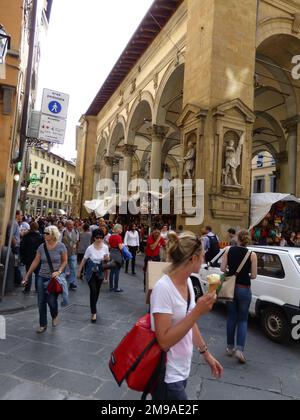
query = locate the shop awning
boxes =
[250,193,300,229]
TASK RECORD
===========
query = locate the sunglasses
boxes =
[44,232,50,235]
[95,236,103,240]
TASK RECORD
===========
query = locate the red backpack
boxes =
[109,314,166,399]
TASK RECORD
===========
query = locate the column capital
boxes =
[282,115,300,133]
[121,144,137,157]
[104,156,114,167]
[148,124,169,141]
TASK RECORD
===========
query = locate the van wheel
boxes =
[261,307,289,344]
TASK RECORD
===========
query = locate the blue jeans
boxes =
[109,266,121,291]
[37,276,59,328]
[227,287,252,352]
[67,255,77,286]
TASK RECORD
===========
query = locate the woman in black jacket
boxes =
[20,222,44,293]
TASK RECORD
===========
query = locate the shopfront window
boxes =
[256,253,285,279]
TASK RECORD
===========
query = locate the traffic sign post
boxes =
[41,89,69,120]
[38,88,69,145]
[39,114,67,144]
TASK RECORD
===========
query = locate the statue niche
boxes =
[183,135,196,180]
[222,131,244,188]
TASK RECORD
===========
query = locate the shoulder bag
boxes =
[218,250,252,302]
[44,244,63,295]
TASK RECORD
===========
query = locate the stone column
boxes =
[282,116,300,195]
[150,125,169,180]
[93,164,101,198]
[104,156,114,181]
[121,145,137,182]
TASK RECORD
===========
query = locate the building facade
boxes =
[24,147,76,216]
[0,0,53,244]
[252,151,277,193]
[76,0,300,237]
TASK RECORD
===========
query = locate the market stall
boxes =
[250,193,300,246]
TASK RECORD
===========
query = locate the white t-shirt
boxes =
[150,275,196,384]
[84,244,109,264]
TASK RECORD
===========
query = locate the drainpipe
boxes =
[1,0,38,300]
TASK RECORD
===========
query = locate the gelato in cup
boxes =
[207,274,221,294]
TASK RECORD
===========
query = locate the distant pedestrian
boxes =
[62,220,78,290]
[20,222,44,294]
[124,223,139,275]
[143,227,166,290]
[77,223,92,270]
[6,210,23,286]
[77,229,109,323]
[228,228,238,246]
[221,230,258,364]
[23,226,68,334]
[108,224,124,293]
[203,226,220,263]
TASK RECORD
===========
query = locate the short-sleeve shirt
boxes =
[38,242,67,279]
[145,236,166,257]
[150,275,196,384]
[109,234,123,249]
[84,244,109,264]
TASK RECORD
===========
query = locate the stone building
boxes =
[0,0,53,244]
[76,0,300,237]
[24,148,76,216]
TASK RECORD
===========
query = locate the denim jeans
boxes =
[227,286,252,352]
[37,276,59,328]
[67,255,77,286]
[109,266,121,291]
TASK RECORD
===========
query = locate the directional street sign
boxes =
[41,89,69,120]
[38,114,67,144]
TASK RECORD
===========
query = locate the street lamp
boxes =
[0,25,11,64]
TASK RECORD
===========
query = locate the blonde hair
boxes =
[113,224,122,234]
[166,231,203,274]
[238,229,251,247]
[44,225,60,242]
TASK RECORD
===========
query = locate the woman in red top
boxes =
[143,227,166,290]
[109,224,124,293]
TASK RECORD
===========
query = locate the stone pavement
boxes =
[0,257,300,400]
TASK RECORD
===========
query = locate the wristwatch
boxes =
[198,346,208,355]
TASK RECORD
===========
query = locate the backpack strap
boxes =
[44,243,54,274]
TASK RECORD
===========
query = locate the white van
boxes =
[194,246,300,343]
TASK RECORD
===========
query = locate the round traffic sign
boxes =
[48,101,62,115]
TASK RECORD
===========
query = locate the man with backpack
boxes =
[204,226,220,264]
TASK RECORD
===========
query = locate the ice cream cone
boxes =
[207,274,221,294]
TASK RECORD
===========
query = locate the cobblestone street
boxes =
[0,258,300,400]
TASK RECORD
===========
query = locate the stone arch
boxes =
[254,111,286,153]
[107,115,126,156]
[126,91,154,145]
[153,59,185,124]
[257,16,299,48]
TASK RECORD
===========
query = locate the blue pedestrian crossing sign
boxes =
[48,101,62,115]
[41,89,69,120]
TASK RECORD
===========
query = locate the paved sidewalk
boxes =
[0,257,300,400]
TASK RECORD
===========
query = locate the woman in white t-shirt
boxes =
[151,231,223,400]
[77,229,109,323]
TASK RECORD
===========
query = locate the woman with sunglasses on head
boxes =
[22,226,68,334]
[151,231,223,400]
[77,229,110,323]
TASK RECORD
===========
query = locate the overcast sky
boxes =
[37,0,153,159]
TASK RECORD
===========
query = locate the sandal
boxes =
[36,326,47,334]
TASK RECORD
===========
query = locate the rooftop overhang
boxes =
[85,0,183,117]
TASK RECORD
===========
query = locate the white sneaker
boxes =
[235,350,247,364]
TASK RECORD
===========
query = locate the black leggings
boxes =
[125,246,138,273]
[88,274,103,315]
